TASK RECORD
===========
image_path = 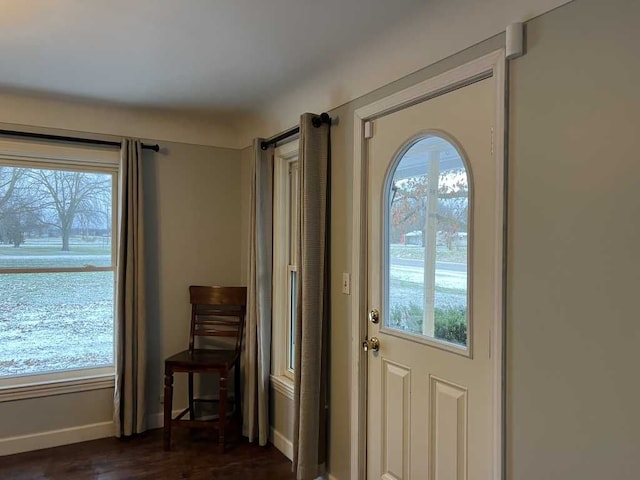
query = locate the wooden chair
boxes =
[163,286,247,452]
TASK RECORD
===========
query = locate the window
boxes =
[0,139,118,396]
[271,140,299,394]
[385,135,470,349]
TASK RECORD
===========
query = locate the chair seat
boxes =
[165,349,238,370]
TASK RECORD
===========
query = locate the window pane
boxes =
[288,269,297,370]
[287,160,299,373]
[288,162,299,266]
[0,241,112,269]
[0,166,113,269]
[0,164,115,378]
[386,136,469,348]
[0,271,114,377]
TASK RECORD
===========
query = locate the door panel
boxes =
[366,76,497,480]
[430,376,468,480]
[382,360,411,480]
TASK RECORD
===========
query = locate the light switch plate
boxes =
[342,273,351,295]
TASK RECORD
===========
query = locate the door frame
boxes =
[350,49,506,480]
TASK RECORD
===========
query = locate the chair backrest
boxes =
[188,286,247,353]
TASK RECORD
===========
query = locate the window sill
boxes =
[0,373,115,403]
[270,374,294,400]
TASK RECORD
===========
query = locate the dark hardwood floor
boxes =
[0,429,295,479]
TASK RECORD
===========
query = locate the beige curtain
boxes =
[293,113,331,479]
[243,139,274,446]
[114,138,147,437]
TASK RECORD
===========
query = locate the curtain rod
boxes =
[260,113,331,150]
[0,129,160,152]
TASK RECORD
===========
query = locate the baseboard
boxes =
[269,426,293,461]
[266,427,337,479]
[269,427,338,480]
[0,421,114,457]
[1,408,187,457]
[147,408,187,430]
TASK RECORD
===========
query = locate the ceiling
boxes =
[0,0,425,113]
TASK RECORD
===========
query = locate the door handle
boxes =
[362,337,380,353]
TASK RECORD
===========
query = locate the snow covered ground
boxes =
[389,262,467,311]
[0,241,114,378]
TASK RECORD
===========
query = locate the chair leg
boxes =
[188,372,194,420]
[163,368,174,451]
[234,360,241,417]
[233,359,242,439]
[219,373,227,453]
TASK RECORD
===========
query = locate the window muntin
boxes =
[0,159,117,382]
[385,135,470,349]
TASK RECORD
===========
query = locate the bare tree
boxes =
[32,170,111,251]
[0,201,42,247]
[0,167,37,247]
[391,168,468,249]
[0,167,24,212]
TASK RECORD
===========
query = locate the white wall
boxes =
[143,141,244,420]
[507,1,640,478]
[0,389,115,456]
[0,91,241,149]
[0,113,245,455]
[248,0,640,479]
[238,0,572,146]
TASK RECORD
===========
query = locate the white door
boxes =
[366,75,500,480]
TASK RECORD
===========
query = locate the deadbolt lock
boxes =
[368,309,380,324]
[362,337,380,353]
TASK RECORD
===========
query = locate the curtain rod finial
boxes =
[312,112,332,128]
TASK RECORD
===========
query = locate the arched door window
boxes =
[385,134,471,348]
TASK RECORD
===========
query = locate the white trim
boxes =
[269,426,293,460]
[350,88,368,480]
[272,140,300,382]
[0,137,120,169]
[351,49,506,480]
[0,373,114,402]
[0,142,119,386]
[379,129,475,360]
[492,48,507,480]
[274,137,299,159]
[270,374,295,400]
[0,421,114,457]
[378,326,469,356]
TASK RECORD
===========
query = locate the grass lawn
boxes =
[0,237,114,378]
[389,277,466,312]
[390,244,467,264]
[0,238,111,269]
[0,245,110,256]
[388,272,468,345]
